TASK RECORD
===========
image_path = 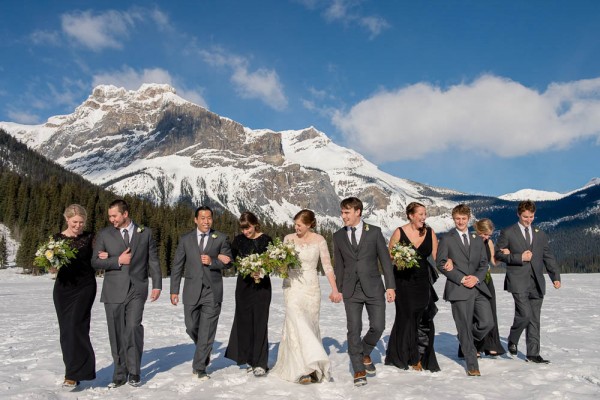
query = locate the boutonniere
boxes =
[365,224,370,232]
[137,225,145,233]
[211,233,218,239]
[534,228,539,233]
[471,233,476,239]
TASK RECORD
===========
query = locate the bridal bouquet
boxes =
[390,241,420,270]
[235,253,268,283]
[33,236,78,271]
[262,238,301,278]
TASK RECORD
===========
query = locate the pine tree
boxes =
[0,235,8,268]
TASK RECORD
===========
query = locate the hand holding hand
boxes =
[500,248,510,255]
[200,254,212,265]
[98,251,109,260]
[522,250,533,262]
[118,248,131,265]
[462,275,478,288]
[329,290,342,303]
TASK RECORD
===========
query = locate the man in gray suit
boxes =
[170,206,232,380]
[332,197,395,387]
[92,199,162,388]
[437,204,493,376]
[495,200,561,363]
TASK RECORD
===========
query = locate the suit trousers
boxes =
[344,281,386,373]
[184,284,221,371]
[104,285,145,380]
[508,291,543,356]
[450,291,493,371]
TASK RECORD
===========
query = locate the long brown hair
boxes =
[406,201,427,237]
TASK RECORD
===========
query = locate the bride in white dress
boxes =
[271,209,342,384]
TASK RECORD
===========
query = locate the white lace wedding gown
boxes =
[270,234,333,382]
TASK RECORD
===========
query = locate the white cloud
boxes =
[7,110,41,124]
[332,75,600,161]
[61,10,137,51]
[201,48,287,111]
[300,0,390,38]
[29,30,61,46]
[92,66,207,107]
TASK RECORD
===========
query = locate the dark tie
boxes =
[350,227,358,250]
[122,229,130,247]
[199,233,207,252]
[524,227,531,246]
[462,233,469,250]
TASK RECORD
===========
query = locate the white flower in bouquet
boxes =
[263,238,300,278]
[390,241,420,270]
[235,253,268,283]
[34,237,78,271]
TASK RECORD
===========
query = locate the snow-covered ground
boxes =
[1,269,598,399]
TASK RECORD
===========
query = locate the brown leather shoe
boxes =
[467,369,481,376]
[353,371,367,386]
[363,355,376,376]
[62,379,79,388]
[411,360,423,371]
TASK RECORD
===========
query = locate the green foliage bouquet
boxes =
[235,253,268,283]
[262,238,301,278]
[390,241,420,270]
[33,236,78,271]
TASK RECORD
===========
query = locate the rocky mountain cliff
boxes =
[0,84,459,233]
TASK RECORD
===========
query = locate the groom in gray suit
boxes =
[436,204,493,376]
[170,206,232,380]
[495,200,561,363]
[92,199,162,388]
[333,197,395,387]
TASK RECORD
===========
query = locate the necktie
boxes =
[462,233,469,250]
[524,227,531,246]
[350,227,358,250]
[199,233,207,252]
[122,229,130,247]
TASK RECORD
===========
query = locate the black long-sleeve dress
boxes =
[225,234,272,370]
[52,232,97,381]
[480,239,506,355]
[385,227,440,372]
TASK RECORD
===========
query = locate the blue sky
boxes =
[1,0,599,196]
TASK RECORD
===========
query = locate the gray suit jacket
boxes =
[333,223,395,299]
[495,223,560,295]
[170,229,232,304]
[436,230,491,301]
[92,223,162,303]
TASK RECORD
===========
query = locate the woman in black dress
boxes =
[385,202,440,372]
[474,218,506,356]
[52,204,96,388]
[225,212,273,377]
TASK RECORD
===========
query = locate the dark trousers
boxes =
[450,291,493,370]
[344,282,386,374]
[184,285,221,371]
[509,291,543,356]
[104,286,145,381]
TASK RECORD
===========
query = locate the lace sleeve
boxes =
[318,236,334,275]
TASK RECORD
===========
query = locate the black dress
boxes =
[52,232,97,381]
[480,239,506,355]
[385,227,440,372]
[225,234,273,370]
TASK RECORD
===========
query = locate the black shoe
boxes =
[508,342,518,356]
[526,355,550,364]
[107,379,127,389]
[194,370,210,381]
[128,374,141,387]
